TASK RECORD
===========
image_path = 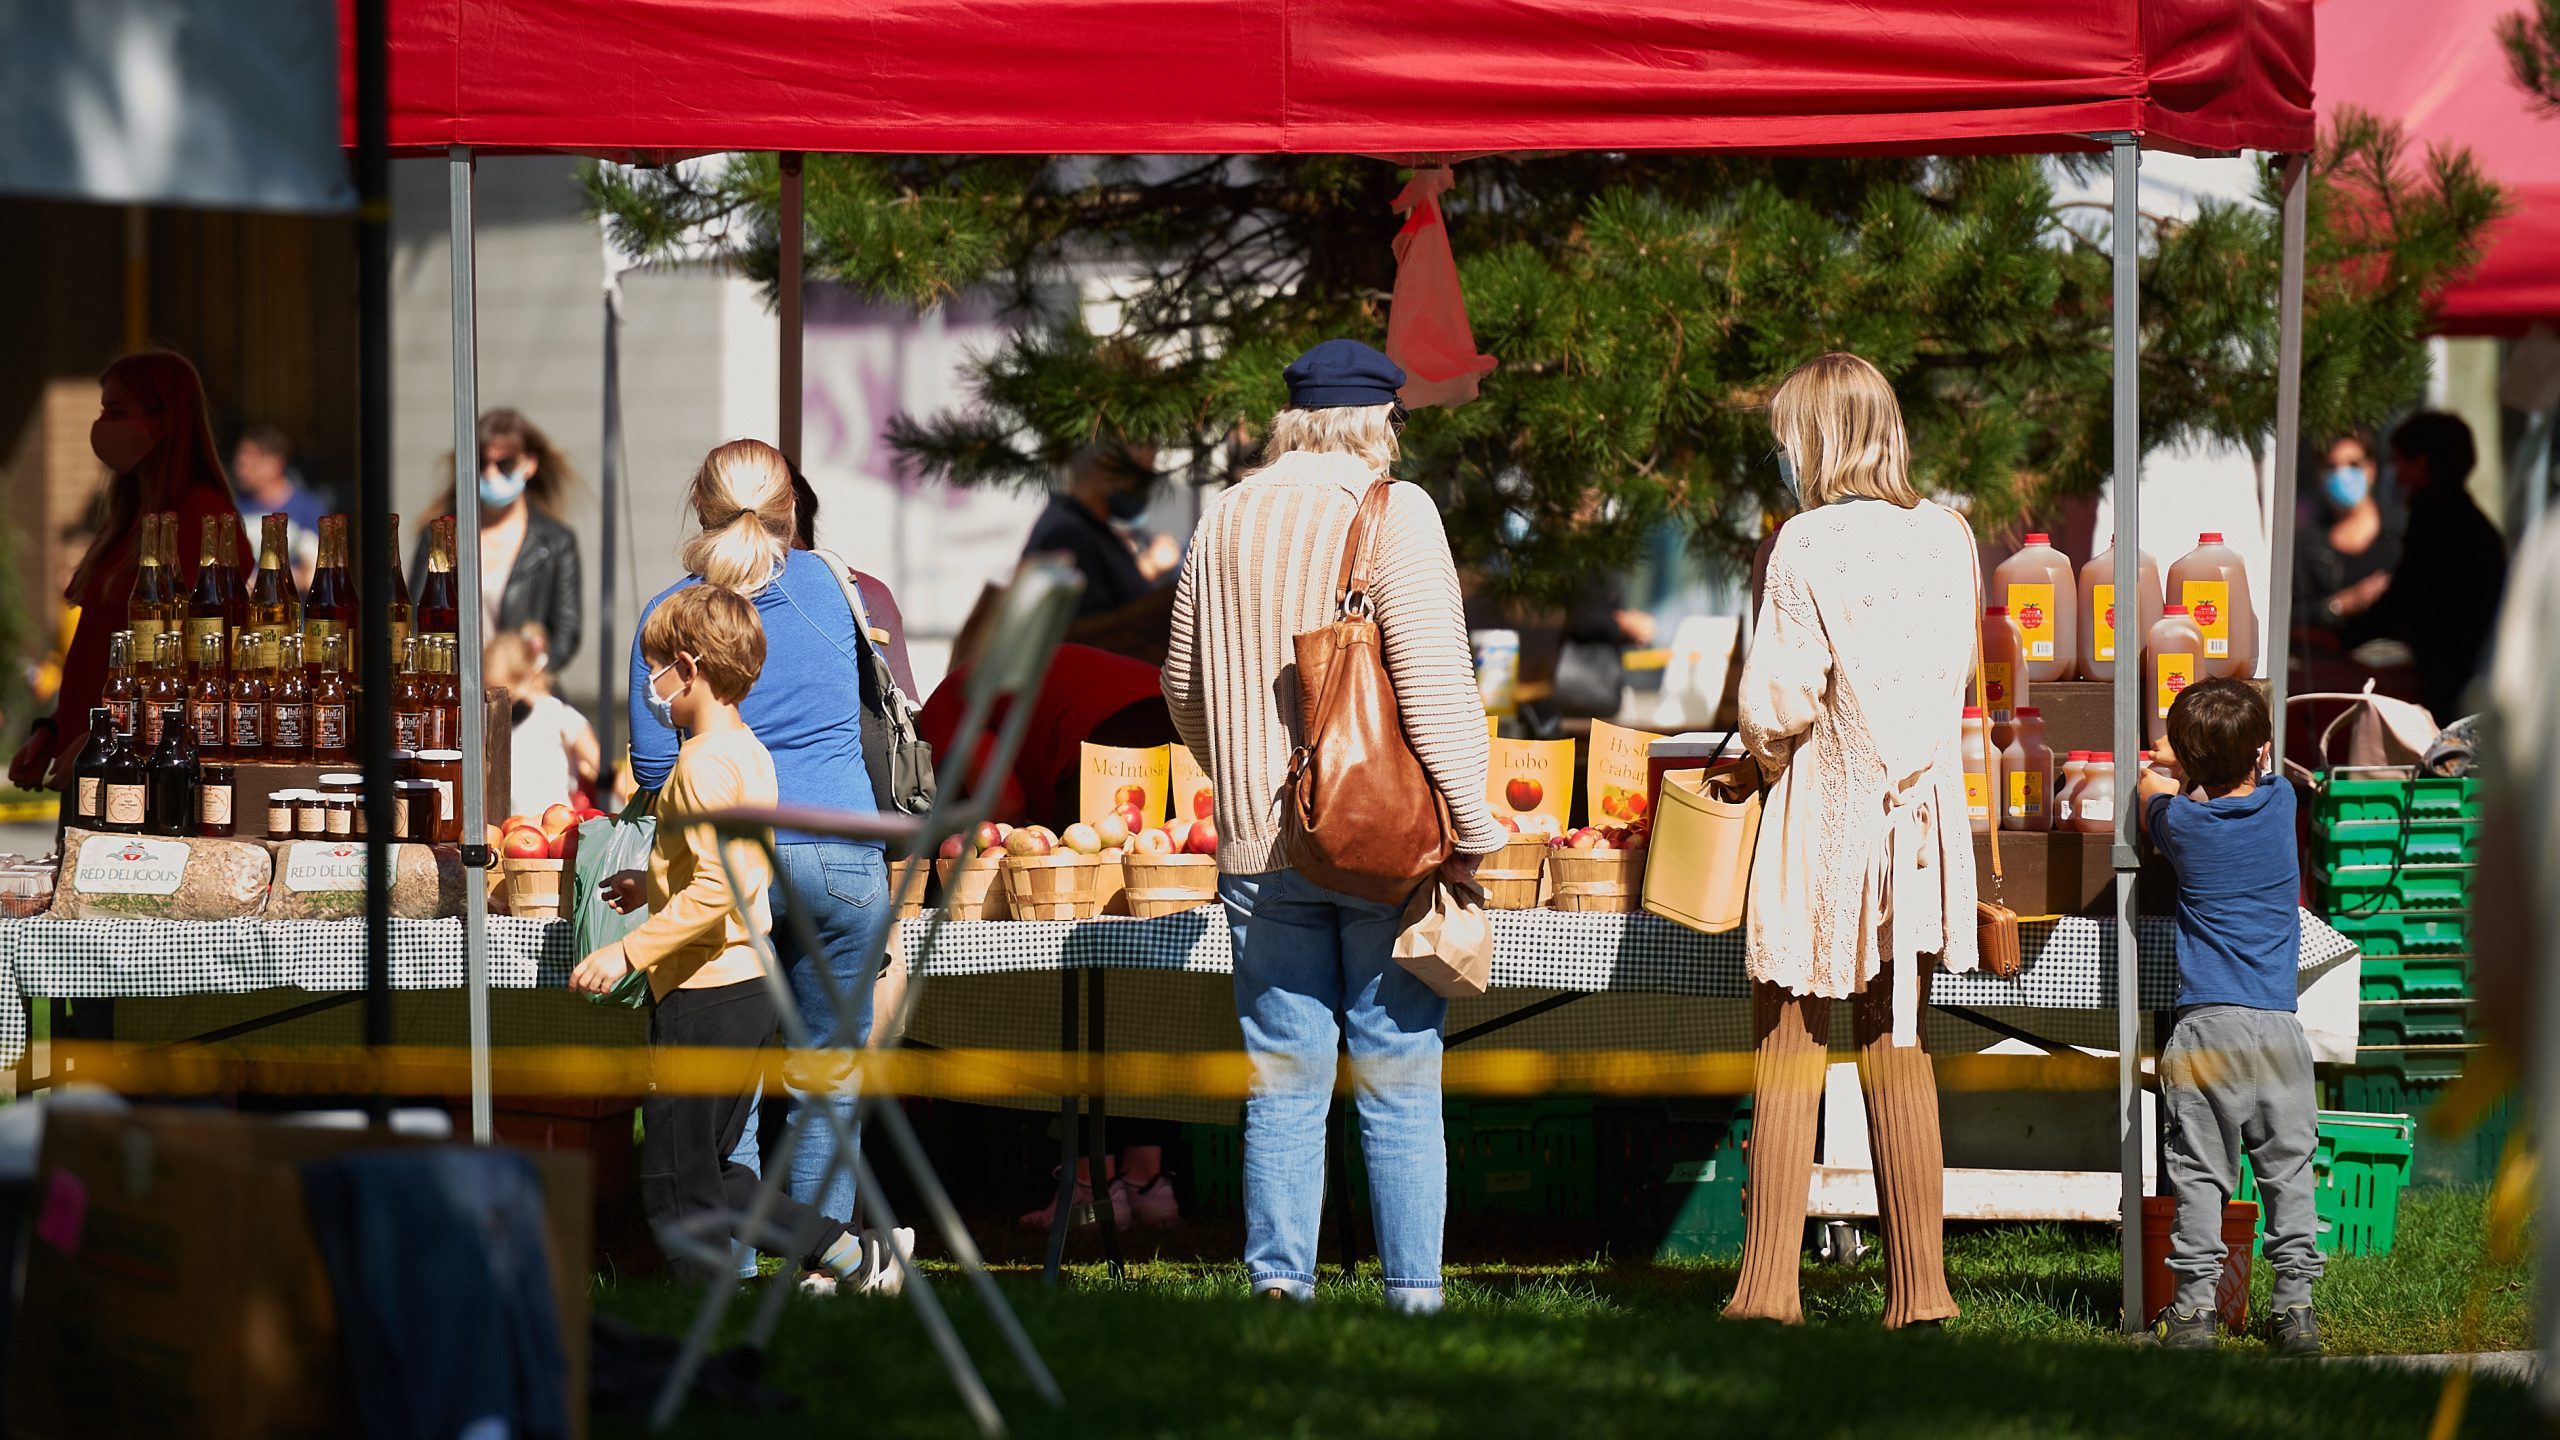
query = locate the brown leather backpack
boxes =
[1283,478,1455,905]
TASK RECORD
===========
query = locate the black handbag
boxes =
[814,550,938,819]
[1550,638,1626,718]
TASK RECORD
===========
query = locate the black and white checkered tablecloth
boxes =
[897,907,2357,1011]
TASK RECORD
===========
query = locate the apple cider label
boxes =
[394,710,426,751]
[1980,662,2015,718]
[316,704,348,751]
[2182,580,2231,658]
[229,701,263,751]
[106,783,148,829]
[191,700,225,749]
[2091,584,2117,662]
[2156,652,2197,719]
[2007,583,2057,662]
[1964,770,1991,825]
[2007,768,2044,819]
[271,703,308,750]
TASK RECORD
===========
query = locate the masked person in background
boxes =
[2348,412,2510,723]
[2292,428,2404,641]
[416,408,584,669]
[1023,442,1179,619]
[10,350,252,797]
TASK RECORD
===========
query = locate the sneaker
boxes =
[1114,1175,1180,1228]
[858,1227,916,1297]
[2146,1306,2216,1351]
[2268,1304,2322,1358]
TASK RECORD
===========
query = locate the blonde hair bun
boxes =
[681,439,796,596]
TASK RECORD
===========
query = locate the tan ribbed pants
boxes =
[1722,960,1959,1328]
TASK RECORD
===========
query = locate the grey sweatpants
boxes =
[2160,1005,2326,1312]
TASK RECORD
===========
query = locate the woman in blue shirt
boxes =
[629,439,886,1256]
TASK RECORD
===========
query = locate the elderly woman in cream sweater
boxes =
[1723,353,1982,1329]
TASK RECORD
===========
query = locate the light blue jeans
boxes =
[1220,868,1447,1313]
[728,841,891,1237]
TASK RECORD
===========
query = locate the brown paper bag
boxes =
[1393,879,1493,998]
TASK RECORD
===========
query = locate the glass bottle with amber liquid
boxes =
[187,629,229,764]
[268,632,312,763]
[304,514,356,681]
[101,708,150,835]
[417,515,459,640]
[72,707,119,831]
[248,512,301,659]
[127,512,172,658]
[216,511,248,662]
[139,632,184,751]
[227,632,268,764]
[312,632,354,765]
[101,631,140,741]
[185,514,232,671]
[384,511,413,664]
[146,703,198,838]
[392,637,430,752]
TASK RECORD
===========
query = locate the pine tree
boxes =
[590,118,2499,601]
[2506,0,2560,109]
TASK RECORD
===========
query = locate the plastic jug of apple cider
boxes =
[2077,543,2162,681]
[1975,605,2029,740]
[1962,707,2002,836]
[2168,532,2257,679]
[2055,751,2090,827]
[2070,757,2118,835]
[2144,604,2206,746]
[1996,534,2078,684]
[2002,707,2054,832]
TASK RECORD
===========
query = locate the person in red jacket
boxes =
[11,351,252,793]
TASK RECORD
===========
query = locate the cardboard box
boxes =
[9,1107,590,1440]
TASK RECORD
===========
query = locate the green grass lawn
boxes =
[594,1189,2532,1438]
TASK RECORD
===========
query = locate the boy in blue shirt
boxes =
[2135,676,2323,1356]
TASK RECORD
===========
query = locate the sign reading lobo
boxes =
[1485,736,1574,836]
[71,835,191,896]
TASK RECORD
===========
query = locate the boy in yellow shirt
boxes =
[571,585,864,1284]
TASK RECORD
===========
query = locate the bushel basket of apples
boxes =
[491,802,599,919]
[1545,819,1649,914]
[1479,830,1550,910]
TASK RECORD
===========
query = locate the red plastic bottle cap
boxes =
[2199,532,2224,544]
[2015,706,2040,717]
[2023,532,2051,545]
[1984,605,2008,616]
[2163,604,2189,615]
[1963,706,1985,718]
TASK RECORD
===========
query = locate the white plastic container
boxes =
[1995,534,2078,684]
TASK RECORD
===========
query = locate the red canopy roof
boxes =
[2316,0,2560,335]
[345,0,2313,159]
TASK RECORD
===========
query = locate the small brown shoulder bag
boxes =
[1284,479,1455,905]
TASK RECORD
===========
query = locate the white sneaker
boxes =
[857,1227,916,1296]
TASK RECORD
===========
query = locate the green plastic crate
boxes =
[2325,910,2469,958]
[1451,1097,1595,1219]
[1597,1099,1751,1261]
[2235,1110,2415,1256]
[2350,1043,2476,1083]
[1185,1122,1245,1216]
[2315,819,2481,869]
[2358,998,2478,1048]
[2319,865,2475,913]
[2321,1073,2517,1190]
[2358,953,2471,1002]
[2317,776,2481,825]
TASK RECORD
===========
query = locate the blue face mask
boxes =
[642,662,680,731]
[479,463,530,509]
[1775,451,1799,506]
[2322,464,2369,510]
[1106,483,1151,525]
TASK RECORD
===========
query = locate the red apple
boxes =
[1112,802,1146,834]
[1567,827,1605,850]
[1191,786,1214,820]
[552,826,581,864]
[1601,793,1623,819]
[1506,777,1544,811]
[1062,823,1104,856]
[485,824,506,851]
[1623,792,1648,820]
[1005,827,1054,857]
[1132,828,1174,855]
[1113,784,1148,813]
[1094,814,1131,849]
[1183,817,1220,854]
[938,834,967,859]
[541,801,577,833]
[501,827,551,860]
[972,821,1004,854]
[1497,814,1520,834]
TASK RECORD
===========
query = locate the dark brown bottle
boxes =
[187,629,229,764]
[139,632,183,752]
[417,515,459,639]
[101,714,150,835]
[102,631,139,741]
[198,753,235,838]
[146,703,198,838]
[311,632,353,764]
[185,513,232,673]
[227,631,269,765]
[392,637,429,753]
[384,511,413,664]
[268,632,312,762]
[304,514,356,681]
[71,707,118,830]
[217,511,248,663]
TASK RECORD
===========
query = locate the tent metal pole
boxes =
[2108,135,2145,1334]
[779,152,804,466]
[2267,155,2307,771]
[354,0,393,1092]
[449,145,493,1144]
[598,279,622,774]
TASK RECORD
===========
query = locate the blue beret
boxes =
[1283,339,1406,410]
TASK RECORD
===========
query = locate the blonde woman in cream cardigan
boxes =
[1723,352,1982,1329]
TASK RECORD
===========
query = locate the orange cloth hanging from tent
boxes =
[1385,166,1497,409]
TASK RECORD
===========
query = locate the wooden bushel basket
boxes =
[1000,853,1105,921]
[1121,852,1219,918]
[889,856,932,920]
[1547,849,1645,913]
[1478,835,1548,910]
[934,854,1010,921]
[503,858,565,919]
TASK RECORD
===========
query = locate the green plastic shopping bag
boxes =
[573,791,658,1009]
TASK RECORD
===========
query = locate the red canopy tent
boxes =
[2315,0,2560,335]
[337,0,2318,1365]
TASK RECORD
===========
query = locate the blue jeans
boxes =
[729,841,891,1227]
[1220,868,1447,1312]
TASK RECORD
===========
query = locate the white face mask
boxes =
[643,661,683,730]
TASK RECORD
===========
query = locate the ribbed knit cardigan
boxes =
[1163,449,1507,877]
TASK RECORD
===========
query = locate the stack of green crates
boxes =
[2313,773,2505,1187]
[2235,1110,2418,1256]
